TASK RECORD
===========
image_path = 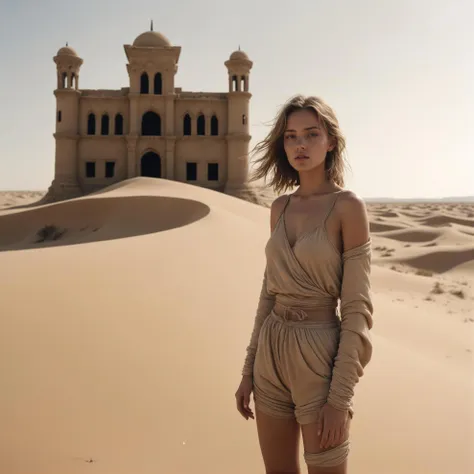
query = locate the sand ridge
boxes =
[0,179,473,474]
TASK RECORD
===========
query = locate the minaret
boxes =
[224,48,253,192]
[49,44,83,200]
[124,26,181,179]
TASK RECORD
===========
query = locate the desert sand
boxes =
[0,178,473,474]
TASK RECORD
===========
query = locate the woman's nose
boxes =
[295,136,307,147]
[296,138,307,149]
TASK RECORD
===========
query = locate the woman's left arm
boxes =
[326,192,374,412]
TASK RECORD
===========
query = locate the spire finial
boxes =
[66,41,68,46]
[238,44,240,50]
[150,19,153,31]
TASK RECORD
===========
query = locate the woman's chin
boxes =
[291,159,319,170]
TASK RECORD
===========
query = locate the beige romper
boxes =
[242,193,374,467]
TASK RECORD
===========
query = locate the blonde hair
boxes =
[249,95,349,194]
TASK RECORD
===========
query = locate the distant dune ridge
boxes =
[0,178,473,474]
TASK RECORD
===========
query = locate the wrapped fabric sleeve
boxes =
[327,240,374,411]
[241,267,276,376]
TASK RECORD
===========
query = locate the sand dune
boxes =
[0,195,210,250]
[369,222,406,233]
[1,179,473,474]
[419,214,474,228]
[376,227,442,243]
[394,246,474,273]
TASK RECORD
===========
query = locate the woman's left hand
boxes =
[317,403,350,449]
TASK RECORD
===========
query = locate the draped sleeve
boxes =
[241,266,276,376]
[326,240,374,411]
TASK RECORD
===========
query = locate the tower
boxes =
[49,45,83,199]
[123,23,181,178]
[225,49,253,192]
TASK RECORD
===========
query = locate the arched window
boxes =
[232,75,238,91]
[115,114,124,135]
[71,73,76,89]
[61,72,67,89]
[101,114,109,135]
[140,73,149,94]
[141,111,161,136]
[210,115,218,136]
[183,114,191,135]
[87,113,96,135]
[197,114,205,136]
[154,73,162,95]
[242,114,247,125]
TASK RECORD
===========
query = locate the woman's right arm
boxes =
[241,195,287,377]
[241,266,275,376]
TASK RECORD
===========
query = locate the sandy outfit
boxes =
[242,193,374,467]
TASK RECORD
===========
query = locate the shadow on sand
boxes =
[0,195,211,252]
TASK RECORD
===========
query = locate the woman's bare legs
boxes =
[255,408,301,474]
[301,418,351,474]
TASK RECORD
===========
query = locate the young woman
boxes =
[235,95,374,474]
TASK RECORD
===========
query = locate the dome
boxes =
[229,50,249,61]
[57,46,78,57]
[133,31,171,48]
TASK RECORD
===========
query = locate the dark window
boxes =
[141,111,161,136]
[61,72,67,88]
[208,163,219,181]
[186,162,197,181]
[87,113,96,135]
[241,76,245,91]
[210,115,218,136]
[71,73,76,89]
[140,72,149,94]
[232,75,238,91]
[242,114,247,125]
[154,73,162,94]
[105,161,115,178]
[114,114,123,135]
[85,161,95,178]
[183,114,191,135]
[57,110,62,122]
[101,114,109,135]
[197,114,205,136]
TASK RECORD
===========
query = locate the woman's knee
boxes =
[304,438,350,469]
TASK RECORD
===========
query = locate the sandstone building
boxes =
[47,25,253,200]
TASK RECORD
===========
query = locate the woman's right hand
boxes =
[235,375,254,420]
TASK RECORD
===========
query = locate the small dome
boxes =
[133,31,171,48]
[230,50,249,61]
[57,46,78,57]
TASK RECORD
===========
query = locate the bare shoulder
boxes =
[336,190,368,215]
[269,194,289,232]
[335,190,370,251]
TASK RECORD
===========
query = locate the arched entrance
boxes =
[141,152,161,178]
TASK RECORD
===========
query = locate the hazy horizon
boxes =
[0,0,472,199]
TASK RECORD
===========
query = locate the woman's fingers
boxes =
[235,393,246,418]
[320,416,331,449]
[243,392,254,419]
[235,392,253,419]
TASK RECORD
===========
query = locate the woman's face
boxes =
[283,108,334,173]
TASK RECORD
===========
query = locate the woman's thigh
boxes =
[255,408,301,474]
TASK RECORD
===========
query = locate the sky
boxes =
[0,0,472,198]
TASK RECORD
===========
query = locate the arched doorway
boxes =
[141,152,161,178]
